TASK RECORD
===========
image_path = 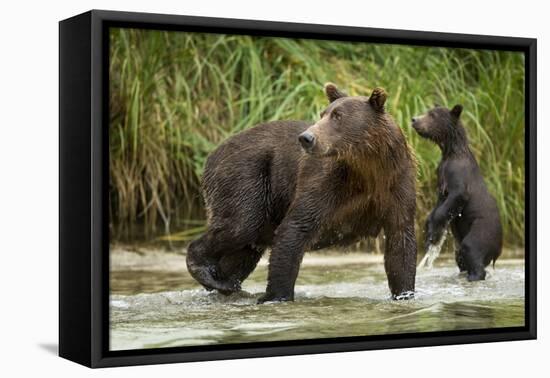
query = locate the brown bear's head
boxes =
[411,105,466,149]
[298,84,392,159]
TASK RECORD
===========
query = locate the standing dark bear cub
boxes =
[187,84,417,303]
[412,105,503,280]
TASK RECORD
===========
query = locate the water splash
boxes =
[418,230,448,269]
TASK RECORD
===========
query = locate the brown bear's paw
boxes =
[209,276,242,295]
[393,291,415,300]
[257,292,294,304]
[215,282,242,296]
[189,263,242,294]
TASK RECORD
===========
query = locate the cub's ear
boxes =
[369,87,387,110]
[450,104,463,119]
[324,83,347,103]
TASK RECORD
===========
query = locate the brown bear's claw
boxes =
[393,291,415,300]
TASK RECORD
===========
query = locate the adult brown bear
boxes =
[187,84,417,303]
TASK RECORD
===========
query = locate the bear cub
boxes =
[187,84,418,303]
[412,105,503,280]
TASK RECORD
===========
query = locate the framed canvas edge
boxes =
[59,10,93,367]
[58,9,537,368]
[93,330,535,368]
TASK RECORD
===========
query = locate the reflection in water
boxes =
[110,253,524,351]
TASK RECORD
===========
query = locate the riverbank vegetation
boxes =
[109,28,525,249]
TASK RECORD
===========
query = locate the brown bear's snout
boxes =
[298,132,316,151]
[411,116,423,131]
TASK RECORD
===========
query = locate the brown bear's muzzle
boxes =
[411,116,426,134]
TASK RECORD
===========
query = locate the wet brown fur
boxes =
[187,84,417,302]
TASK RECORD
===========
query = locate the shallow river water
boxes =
[110,252,524,351]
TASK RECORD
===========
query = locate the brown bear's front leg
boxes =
[258,208,322,304]
[426,171,469,245]
[384,220,417,300]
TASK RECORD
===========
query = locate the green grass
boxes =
[109,28,525,247]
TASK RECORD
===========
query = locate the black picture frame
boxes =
[59,9,537,368]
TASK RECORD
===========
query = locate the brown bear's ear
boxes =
[369,87,387,111]
[450,104,463,119]
[324,83,347,103]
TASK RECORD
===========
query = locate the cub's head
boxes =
[411,105,464,147]
[298,83,392,158]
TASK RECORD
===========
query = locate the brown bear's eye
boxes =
[331,111,342,121]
